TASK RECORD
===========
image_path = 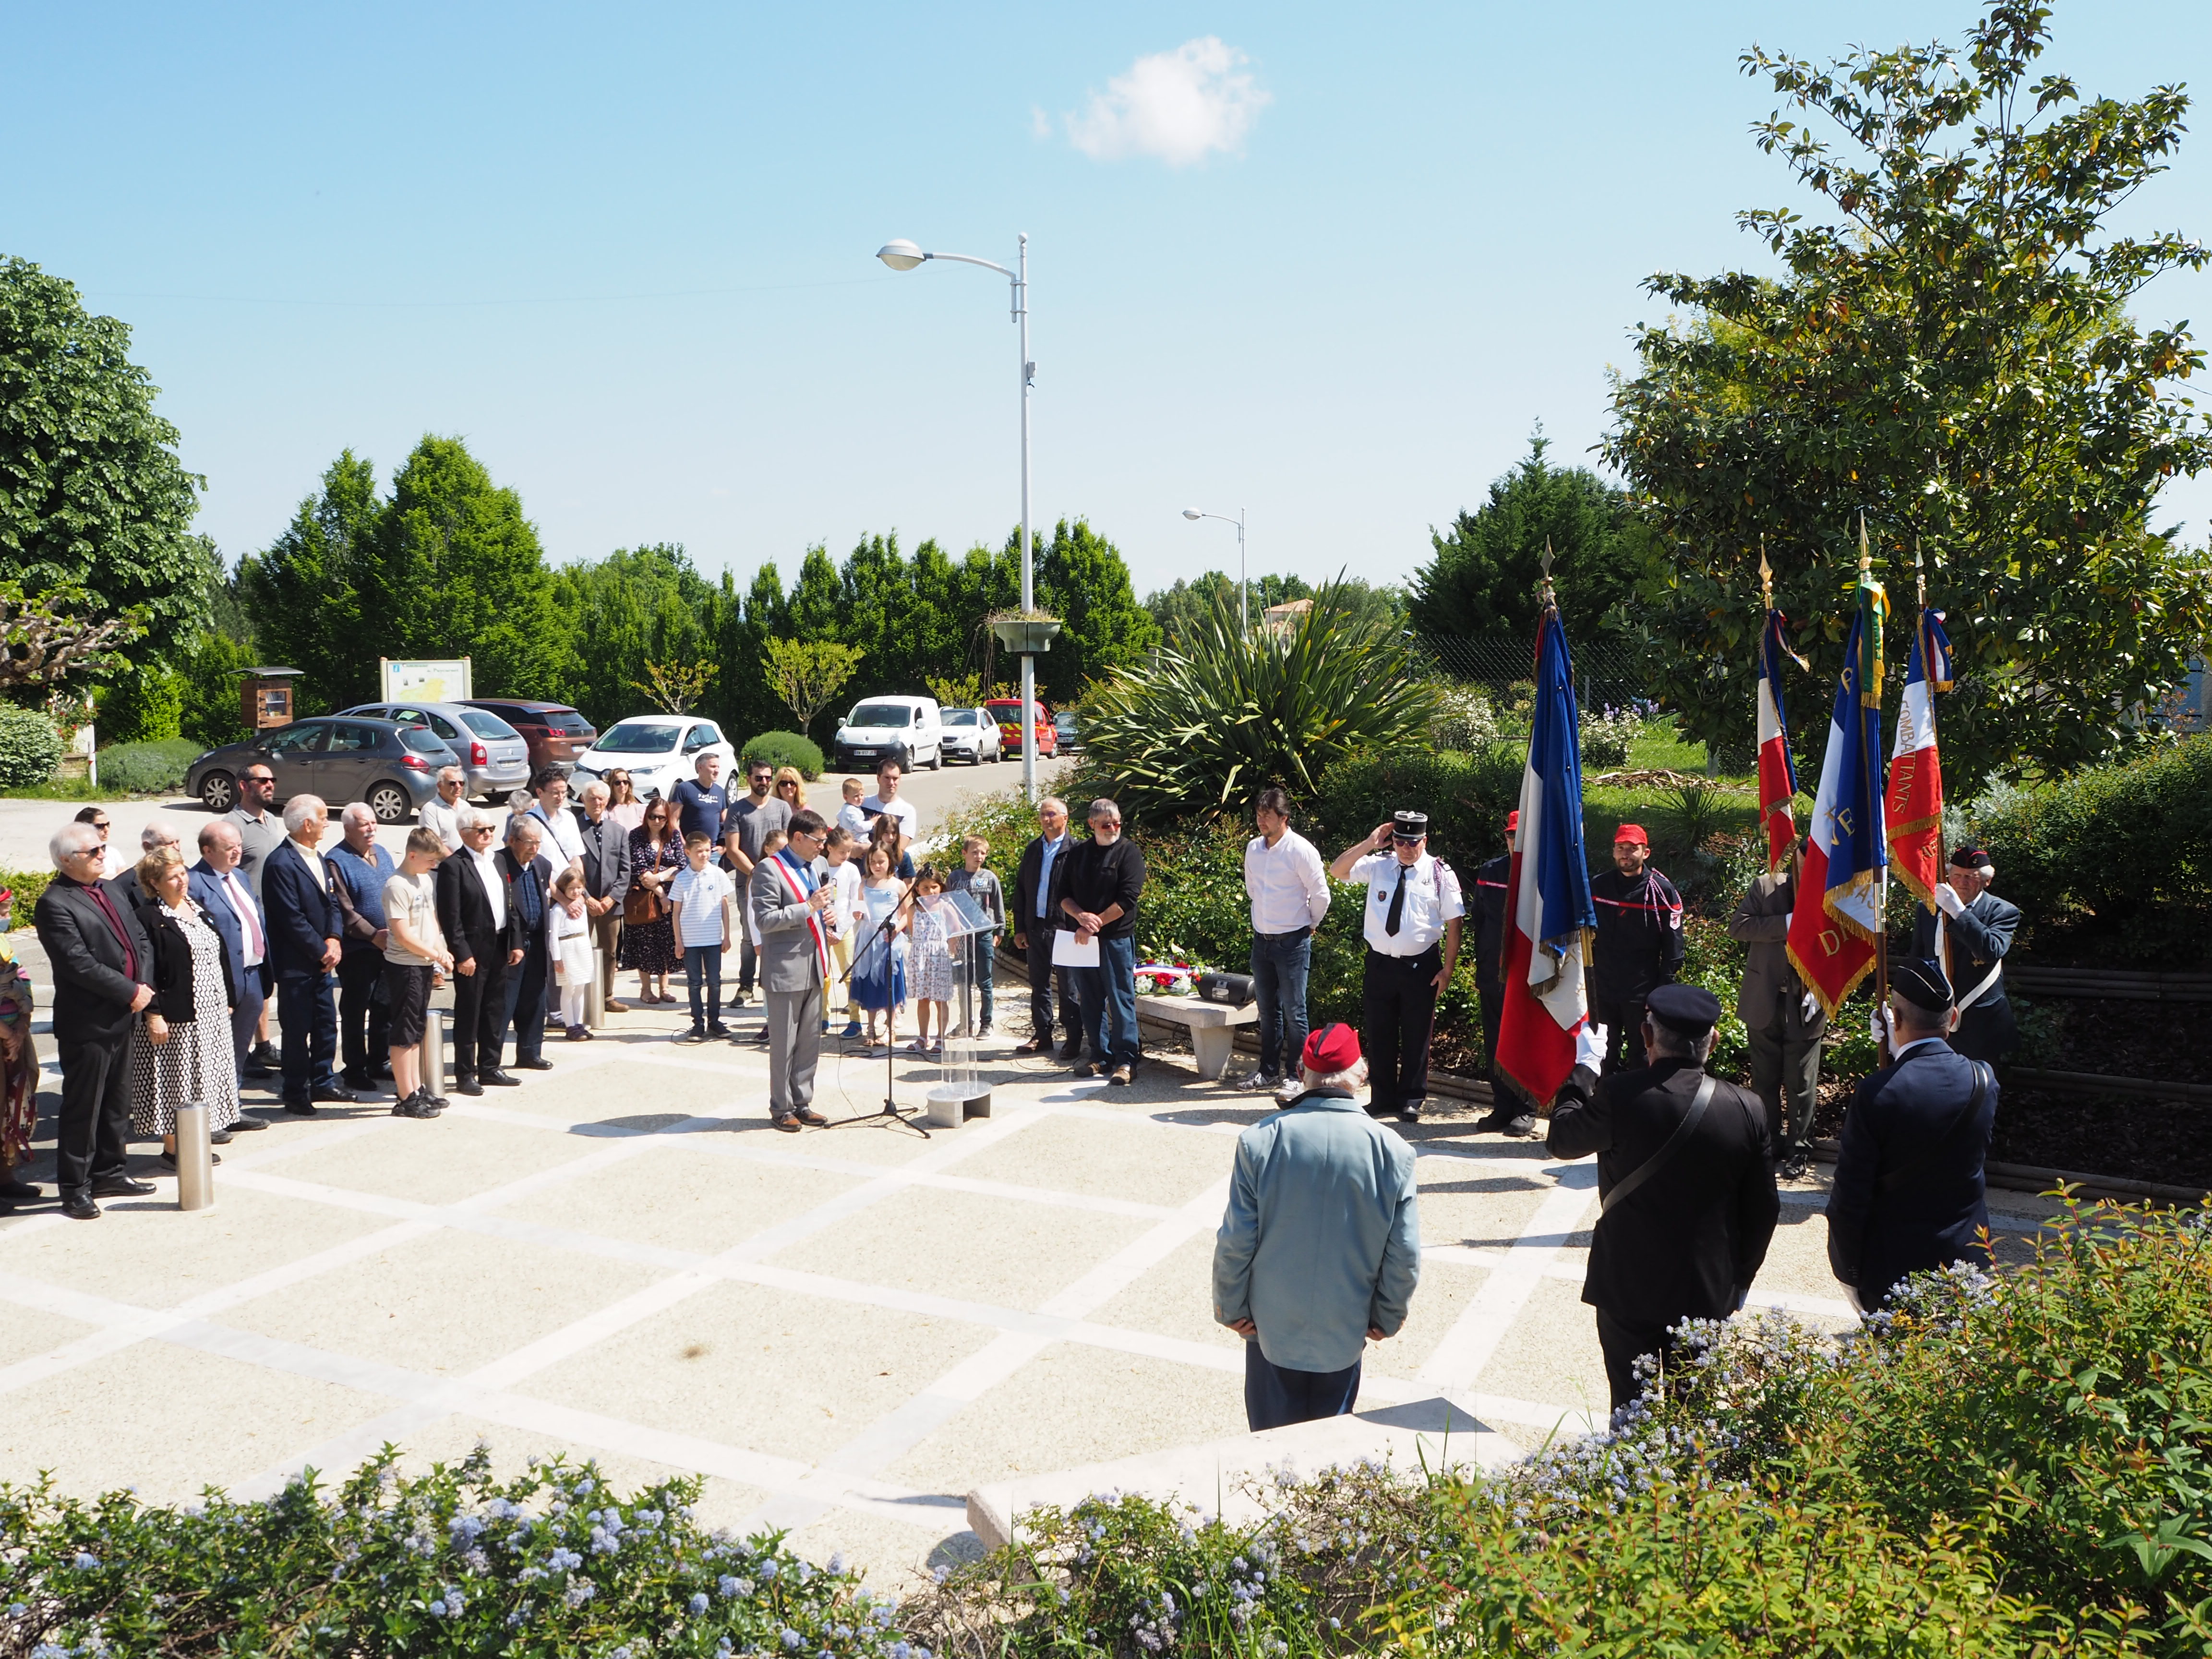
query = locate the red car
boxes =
[462,699,599,774]
[983,697,1058,760]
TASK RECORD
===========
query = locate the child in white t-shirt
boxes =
[669,832,734,1040]
[822,826,867,1036]
[836,776,870,841]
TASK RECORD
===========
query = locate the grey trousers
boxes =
[1746,1000,1824,1154]
[765,984,822,1117]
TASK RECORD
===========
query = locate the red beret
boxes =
[1613,823,1648,846]
[1301,1022,1361,1074]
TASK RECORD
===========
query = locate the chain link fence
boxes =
[1411,634,1656,717]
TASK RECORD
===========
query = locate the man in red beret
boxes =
[1589,823,1684,1075]
[1212,1023,1421,1431]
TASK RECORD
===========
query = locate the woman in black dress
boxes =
[620,796,682,1004]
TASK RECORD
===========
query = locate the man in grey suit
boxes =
[749,807,834,1132]
[1726,835,1825,1181]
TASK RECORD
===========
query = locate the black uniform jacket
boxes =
[36,877,154,1046]
[1547,1058,1779,1326]
[1825,1040,1996,1308]
[1910,892,2021,1061]
[1470,853,1511,985]
[1588,866,1686,1003]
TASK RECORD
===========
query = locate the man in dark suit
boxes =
[434,809,523,1096]
[261,794,353,1115]
[34,822,159,1219]
[1909,846,2021,1063]
[1826,958,1998,1313]
[1469,810,1534,1137]
[1547,983,1780,1415]
[188,819,271,1128]
[495,816,558,1073]
[574,780,631,1013]
[1010,795,1081,1060]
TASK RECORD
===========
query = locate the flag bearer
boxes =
[1728,834,1826,1181]
[1909,846,2020,1063]
[1469,810,1535,1137]
[1329,811,1464,1125]
[1589,824,1685,1075]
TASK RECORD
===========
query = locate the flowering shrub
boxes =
[0,1447,914,1659]
[1578,704,1642,770]
[1427,685,1500,752]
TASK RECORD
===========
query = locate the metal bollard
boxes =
[175,1101,216,1212]
[586,948,606,1028]
[418,1007,445,1095]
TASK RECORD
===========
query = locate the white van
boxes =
[833,696,945,772]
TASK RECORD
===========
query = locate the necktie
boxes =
[228,872,264,959]
[1385,866,1407,936]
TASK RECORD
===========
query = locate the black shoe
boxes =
[249,1041,279,1068]
[1780,1151,1813,1182]
[481,1070,520,1087]
[1014,1036,1051,1055]
[391,1091,437,1120]
[228,1111,269,1131]
[340,1071,374,1091]
[210,1128,233,1145]
[1474,1107,1516,1134]
[1055,1044,1084,1065]
[1398,1099,1424,1122]
[513,1057,554,1071]
[243,1062,275,1079]
[706,1023,732,1039]
[60,1190,100,1220]
[311,1085,358,1104]
[0,1177,38,1202]
[157,1150,221,1169]
[89,1174,157,1198]
[1505,1112,1539,1139]
[455,1079,484,1097]
[282,1100,318,1117]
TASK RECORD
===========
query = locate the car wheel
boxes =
[366,782,411,824]
[928,743,943,771]
[199,770,237,813]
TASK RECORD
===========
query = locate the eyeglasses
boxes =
[245,774,274,784]
[775,781,797,791]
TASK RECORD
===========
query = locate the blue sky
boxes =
[7,1,2211,598]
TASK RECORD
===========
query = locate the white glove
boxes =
[1868,1006,1887,1053]
[1934,882,1965,918]
[1575,1022,1608,1073]
[1801,991,1820,1022]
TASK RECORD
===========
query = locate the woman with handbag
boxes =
[620,797,682,1004]
[127,846,241,1170]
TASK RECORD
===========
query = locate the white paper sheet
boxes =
[1051,930,1101,968]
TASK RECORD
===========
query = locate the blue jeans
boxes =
[1250,929,1312,1078]
[1244,1340,1361,1431]
[684,944,724,1030]
[1076,934,1140,1069]
[964,934,996,1027]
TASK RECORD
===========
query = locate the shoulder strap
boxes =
[1876,1060,1989,1196]
[1601,1073,1719,1216]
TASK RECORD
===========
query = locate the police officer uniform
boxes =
[1825,958,1998,1310]
[1346,811,1464,1122]
[1588,824,1685,1075]
[1468,812,1533,1135]
[1908,846,2020,1064]
[1546,984,1779,1414]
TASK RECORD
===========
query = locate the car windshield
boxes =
[594,722,682,754]
[542,711,593,735]
[459,710,519,740]
[846,703,913,729]
[943,710,978,727]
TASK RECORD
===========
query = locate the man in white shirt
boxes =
[419,766,468,854]
[523,767,587,875]
[860,757,920,854]
[187,819,271,1126]
[1329,810,1465,1124]
[224,761,285,1071]
[1240,787,1333,1095]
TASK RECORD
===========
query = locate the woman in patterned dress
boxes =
[127,847,241,1169]
[621,797,682,1003]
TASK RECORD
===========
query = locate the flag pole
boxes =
[1863,514,1890,1020]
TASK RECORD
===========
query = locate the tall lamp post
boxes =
[1181,507,1248,631]
[877,234,1050,804]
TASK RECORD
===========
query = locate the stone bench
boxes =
[1132,994,1258,1081]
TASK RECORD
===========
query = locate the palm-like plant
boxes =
[1081,581,1440,823]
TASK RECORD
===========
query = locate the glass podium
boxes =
[926,890,996,1127]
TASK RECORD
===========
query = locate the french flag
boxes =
[1786,574,1890,1016]
[1755,609,1806,872]
[1885,608,1954,912]
[1495,609,1597,1109]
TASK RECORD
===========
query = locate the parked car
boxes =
[833,697,944,772]
[983,697,1058,761]
[1053,709,1083,754]
[338,700,530,800]
[189,717,460,823]
[461,698,598,774]
[938,707,1004,765]
[567,715,738,797]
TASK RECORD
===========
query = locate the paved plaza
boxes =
[0,984,2063,1584]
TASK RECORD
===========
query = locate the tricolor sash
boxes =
[768,849,831,980]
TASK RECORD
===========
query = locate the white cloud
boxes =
[1065,37,1270,167]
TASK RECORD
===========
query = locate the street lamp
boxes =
[1182,507,1248,631]
[877,233,1045,804]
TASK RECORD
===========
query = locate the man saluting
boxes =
[1909,845,2020,1064]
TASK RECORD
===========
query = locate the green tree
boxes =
[1411,430,1656,642]
[237,450,382,712]
[762,637,865,733]
[1144,573,1240,650]
[1033,518,1161,700]
[553,543,723,728]
[1603,2,2212,776]
[0,256,209,664]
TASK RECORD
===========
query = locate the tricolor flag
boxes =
[1885,608,1954,912]
[1495,609,1598,1109]
[1755,608,1808,872]
[1786,568,1890,1016]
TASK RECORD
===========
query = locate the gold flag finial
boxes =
[1914,537,1925,608]
[1858,511,1871,575]
[1759,534,1773,609]
[1539,538,1557,609]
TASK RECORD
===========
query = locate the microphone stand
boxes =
[832,868,928,1137]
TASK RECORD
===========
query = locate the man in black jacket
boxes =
[1468,810,1534,1137]
[1011,795,1082,1061]
[1908,846,2021,1064]
[575,781,632,1013]
[34,823,158,1219]
[1058,798,1147,1085]
[1826,958,1997,1312]
[434,809,524,1095]
[496,817,559,1073]
[1547,983,1779,1415]
[1589,823,1685,1075]
[262,796,352,1114]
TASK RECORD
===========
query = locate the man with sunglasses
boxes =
[720,757,790,1007]
[1330,811,1464,1123]
[35,823,159,1219]
[751,808,836,1130]
[225,763,286,1073]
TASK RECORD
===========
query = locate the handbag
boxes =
[1196,971,1257,1007]
[624,882,668,925]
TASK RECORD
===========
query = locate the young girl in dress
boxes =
[851,843,910,1048]
[906,863,955,1057]
[550,867,596,1039]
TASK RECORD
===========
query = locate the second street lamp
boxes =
[877,234,1044,804]
[1181,506,1249,631]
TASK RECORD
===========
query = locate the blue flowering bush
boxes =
[0,1446,917,1659]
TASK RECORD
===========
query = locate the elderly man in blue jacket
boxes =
[1213,1022,1421,1430]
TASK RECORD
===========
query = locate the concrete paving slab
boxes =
[489,1140,867,1256]
[266,1112,608,1209]
[1085,1232,1248,1357]
[1467,1274,1612,1426]
[953,1109,1234,1207]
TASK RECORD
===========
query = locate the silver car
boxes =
[341,700,531,799]
[188,716,460,823]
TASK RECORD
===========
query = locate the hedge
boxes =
[741,731,827,781]
[93,737,202,796]
[0,705,65,791]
